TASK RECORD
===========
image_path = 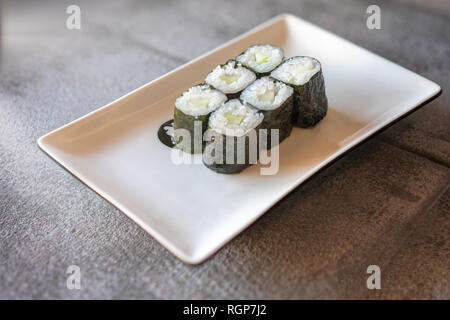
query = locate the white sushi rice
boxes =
[205,60,256,94]
[271,56,320,86]
[240,77,293,111]
[236,44,284,74]
[209,99,263,137]
[175,84,227,116]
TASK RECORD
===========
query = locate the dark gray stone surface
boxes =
[0,0,448,299]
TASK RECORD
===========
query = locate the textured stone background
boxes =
[0,0,449,299]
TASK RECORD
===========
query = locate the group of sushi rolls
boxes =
[172,44,328,173]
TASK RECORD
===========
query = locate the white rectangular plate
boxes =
[38,14,441,264]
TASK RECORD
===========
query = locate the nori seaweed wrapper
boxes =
[173,107,209,154]
[250,71,271,79]
[203,123,262,174]
[256,94,294,148]
[224,91,242,100]
[291,69,328,128]
[272,56,328,128]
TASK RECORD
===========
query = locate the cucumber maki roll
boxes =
[173,84,227,154]
[203,99,263,174]
[271,56,328,128]
[241,76,294,148]
[205,60,256,100]
[236,44,284,78]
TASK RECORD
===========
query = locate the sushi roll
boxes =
[236,44,284,78]
[203,99,264,174]
[173,84,227,154]
[241,76,294,148]
[205,60,256,99]
[271,56,328,128]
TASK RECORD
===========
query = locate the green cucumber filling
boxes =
[189,96,211,108]
[254,51,270,65]
[220,73,241,84]
[224,112,245,125]
[257,89,275,102]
